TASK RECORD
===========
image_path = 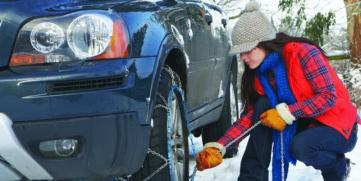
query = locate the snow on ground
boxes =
[189,124,361,181]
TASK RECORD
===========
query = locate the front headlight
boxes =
[10,11,129,67]
[67,14,113,59]
[30,22,65,54]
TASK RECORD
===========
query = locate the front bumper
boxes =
[1,112,151,180]
[0,57,157,180]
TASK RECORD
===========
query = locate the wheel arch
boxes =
[146,34,188,125]
[164,49,187,95]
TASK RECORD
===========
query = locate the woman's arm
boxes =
[217,105,254,146]
[288,43,337,118]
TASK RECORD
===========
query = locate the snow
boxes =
[189,124,361,180]
[218,80,224,98]
[326,50,350,57]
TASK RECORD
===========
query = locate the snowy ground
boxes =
[189,124,361,181]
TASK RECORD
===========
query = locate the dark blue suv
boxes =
[0,0,239,180]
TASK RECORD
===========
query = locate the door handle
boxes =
[221,18,227,27]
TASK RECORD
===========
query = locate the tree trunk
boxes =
[344,0,361,63]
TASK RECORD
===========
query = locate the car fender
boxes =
[144,34,187,125]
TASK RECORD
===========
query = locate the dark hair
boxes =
[240,32,324,110]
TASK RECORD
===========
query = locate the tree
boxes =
[219,0,336,46]
[278,0,335,46]
[344,0,361,63]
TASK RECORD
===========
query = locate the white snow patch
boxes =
[218,80,224,98]
[184,52,190,69]
[170,24,184,46]
[187,19,193,40]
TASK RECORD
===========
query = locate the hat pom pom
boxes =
[245,1,260,12]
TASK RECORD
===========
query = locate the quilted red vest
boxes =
[255,42,357,139]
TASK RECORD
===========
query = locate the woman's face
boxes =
[240,47,266,69]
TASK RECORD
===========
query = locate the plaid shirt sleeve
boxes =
[288,43,337,118]
[217,105,253,146]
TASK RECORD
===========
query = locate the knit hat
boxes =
[229,1,276,54]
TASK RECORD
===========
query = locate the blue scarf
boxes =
[256,51,297,181]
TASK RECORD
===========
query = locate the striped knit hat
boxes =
[229,1,276,54]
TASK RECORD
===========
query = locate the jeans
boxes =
[237,97,358,181]
[238,97,273,181]
[291,122,358,181]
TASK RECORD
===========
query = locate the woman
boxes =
[195,1,359,181]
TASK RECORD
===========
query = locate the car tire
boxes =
[202,64,239,158]
[131,66,189,181]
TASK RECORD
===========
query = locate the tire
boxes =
[131,66,189,181]
[202,64,239,158]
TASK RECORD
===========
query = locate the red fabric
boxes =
[283,42,358,139]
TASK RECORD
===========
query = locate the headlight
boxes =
[30,22,65,54]
[67,14,113,59]
[10,11,129,67]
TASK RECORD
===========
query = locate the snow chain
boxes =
[114,148,168,181]
[139,67,187,181]
[142,148,169,181]
[117,67,191,181]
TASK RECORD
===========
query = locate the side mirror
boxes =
[205,13,213,25]
[221,18,227,27]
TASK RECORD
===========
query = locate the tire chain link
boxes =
[114,148,169,181]
[115,67,183,181]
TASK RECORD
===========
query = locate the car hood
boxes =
[0,0,129,67]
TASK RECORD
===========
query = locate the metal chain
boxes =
[189,166,197,181]
[114,149,168,181]
[224,121,262,148]
[190,125,286,181]
[141,148,169,181]
[115,176,130,181]
[115,68,183,181]
[163,66,175,84]
[140,69,180,181]
[280,133,285,181]
[189,120,262,181]
[138,95,170,181]
[157,93,168,105]
[153,104,168,111]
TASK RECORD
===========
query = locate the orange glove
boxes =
[195,142,225,171]
[260,108,287,131]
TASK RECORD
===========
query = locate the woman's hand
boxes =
[260,108,287,131]
[195,142,225,171]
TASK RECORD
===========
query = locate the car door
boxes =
[183,0,218,110]
[205,3,232,100]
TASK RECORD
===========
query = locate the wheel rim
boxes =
[229,76,238,124]
[167,95,185,181]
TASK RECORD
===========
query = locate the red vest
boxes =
[255,42,357,139]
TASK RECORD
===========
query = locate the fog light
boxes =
[39,139,79,158]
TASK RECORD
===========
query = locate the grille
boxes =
[48,76,125,94]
